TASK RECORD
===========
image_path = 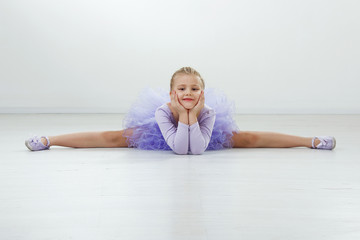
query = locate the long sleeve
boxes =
[155,107,189,154]
[189,109,216,154]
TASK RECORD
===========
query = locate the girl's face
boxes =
[171,74,203,110]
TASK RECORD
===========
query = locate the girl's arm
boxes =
[189,109,216,154]
[187,91,215,154]
[155,107,189,154]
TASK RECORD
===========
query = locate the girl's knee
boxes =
[102,131,128,147]
[232,131,259,148]
[101,131,117,144]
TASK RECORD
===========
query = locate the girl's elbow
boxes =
[190,142,207,155]
[174,151,188,155]
[192,152,204,155]
[191,148,205,155]
[173,148,188,155]
[170,142,188,155]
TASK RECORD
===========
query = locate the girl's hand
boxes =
[170,90,188,115]
[189,90,205,118]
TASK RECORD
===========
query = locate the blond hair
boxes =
[170,67,205,91]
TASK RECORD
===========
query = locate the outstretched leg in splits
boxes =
[38,130,321,149]
[231,131,320,148]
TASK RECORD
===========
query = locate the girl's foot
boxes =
[312,136,336,150]
[25,136,50,151]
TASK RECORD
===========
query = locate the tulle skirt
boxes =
[122,87,239,151]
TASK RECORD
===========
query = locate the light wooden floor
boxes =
[1,114,359,240]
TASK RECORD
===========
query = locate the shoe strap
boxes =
[41,136,50,147]
[312,137,317,149]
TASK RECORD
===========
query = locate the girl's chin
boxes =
[184,106,194,110]
[182,104,195,110]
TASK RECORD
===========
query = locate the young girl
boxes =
[25,67,336,154]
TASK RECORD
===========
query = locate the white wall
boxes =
[1,0,359,114]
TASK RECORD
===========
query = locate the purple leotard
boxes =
[155,103,216,154]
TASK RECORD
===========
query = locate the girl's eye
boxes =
[178,88,199,91]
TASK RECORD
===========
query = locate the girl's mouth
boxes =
[183,99,194,101]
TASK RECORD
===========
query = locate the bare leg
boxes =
[41,129,133,148]
[231,131,320,148]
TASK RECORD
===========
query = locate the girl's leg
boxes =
[231,131,320,148]
[41,129,133,148]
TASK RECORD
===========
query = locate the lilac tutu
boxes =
[122,87,239,151]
